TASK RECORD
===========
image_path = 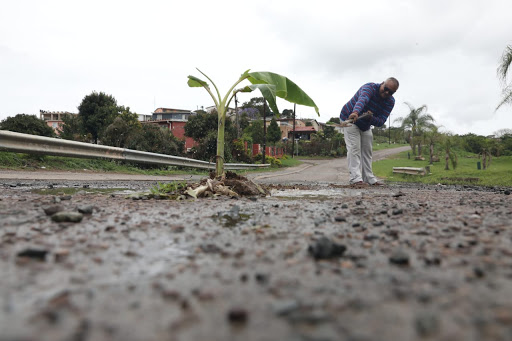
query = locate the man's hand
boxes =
[348,112,359,123]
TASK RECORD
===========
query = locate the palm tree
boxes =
[394,102,436,155]
[423,125,441,165]
[497,44,512,110]
[440,133,458,171]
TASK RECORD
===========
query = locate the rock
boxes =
[505,190,510,195]
[334,216,346,222]
[272,300,299,316]
[17,248,48,261]
[51,211,84,223]
[54,249,70,262]
[341,204,348,209]
[227,308,248,324]
[77,205,94,214]
[308,236,346,260]
[392,208,404,215]
[60,195,72,201]
[415,312,439,337]
[255,273,269,285]
[43,205,64,216]
[389,249,410,266]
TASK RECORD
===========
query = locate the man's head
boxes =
[379,77,399,99]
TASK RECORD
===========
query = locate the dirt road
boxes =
[0,146,411,184]
[250,145,411,183]
[3,146,512,341]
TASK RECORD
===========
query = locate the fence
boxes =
[0,130,270,170]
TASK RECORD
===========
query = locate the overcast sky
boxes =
[1,0,511,136]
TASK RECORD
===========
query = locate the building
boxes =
[143,108,198,151]
[39,110,76,133]
[152,108,194,121]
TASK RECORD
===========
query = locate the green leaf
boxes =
[248,84,279,116]
[187,75,209,88]
[248,72,319,115]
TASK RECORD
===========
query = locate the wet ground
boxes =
[1,179,512,341]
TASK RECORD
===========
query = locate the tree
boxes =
[0,114,55,137]
[281,109,294,119]
[323,125,336,139]
[423,125,441,164]
[267,118,282,146]
[440,133,458,170]
[327,117,340,124]
[240,97,272,118]
[187,69,318,176]
[244,120,264,144]
[60,114,89,142]
[78,92,120,144]
[497,44,512,110]
[102,117,133,148]
[395,103,435,155]
[125,124,183,156]
[184,110,236,162]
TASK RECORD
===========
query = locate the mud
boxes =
[1,179,512,341]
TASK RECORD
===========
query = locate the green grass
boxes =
[0,151,304,176]
[0,152,208,176]
[372,142,409,151]
[373,151,512,187]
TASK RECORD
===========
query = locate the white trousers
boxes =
[343,124,378,185]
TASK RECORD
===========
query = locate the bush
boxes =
[254,154,282,167]
[0,114,55,137]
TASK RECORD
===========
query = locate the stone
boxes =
[77,205,94,214]
[43,205,64,216]
[17,248,48,261]
[389,249,410,266]
[227,308,248,323]
[51,211,84,223]
[308,236,346,260]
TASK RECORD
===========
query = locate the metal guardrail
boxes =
[0,130,270,170]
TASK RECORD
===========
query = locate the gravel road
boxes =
[2,147,512,341]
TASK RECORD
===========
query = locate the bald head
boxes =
[379,78,399,99]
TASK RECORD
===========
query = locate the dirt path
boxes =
[0,180,511,341]
[0,146,411,185]
[250,145,411,183]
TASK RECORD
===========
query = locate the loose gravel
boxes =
[1,180,512,341]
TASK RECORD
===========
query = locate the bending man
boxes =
[340,78,399,186]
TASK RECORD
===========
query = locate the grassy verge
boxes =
[372,142,409,151]
[0,151,303,176]
[0,152,208,176]
[373,151,512,187]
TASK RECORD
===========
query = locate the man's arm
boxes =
[351,84,374,118]
[370,98,395,127]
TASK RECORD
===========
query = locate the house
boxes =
[39,110,76,133]
[152,107,194,121]
[143,108,198,151]
[289,126,317,141]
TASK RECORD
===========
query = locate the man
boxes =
[340,78,399,187]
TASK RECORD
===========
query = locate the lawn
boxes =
[0,152,208,176]
[373,151,512,187]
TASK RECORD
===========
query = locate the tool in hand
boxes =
[339,111,373,127]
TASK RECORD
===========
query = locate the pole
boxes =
[292,103,296,158]
[262,100,267,164]
[235,94,239,139]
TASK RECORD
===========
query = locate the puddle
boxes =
[271,188,354,201]
[32,187,133,195]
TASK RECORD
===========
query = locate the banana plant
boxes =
[188,69,319,177]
